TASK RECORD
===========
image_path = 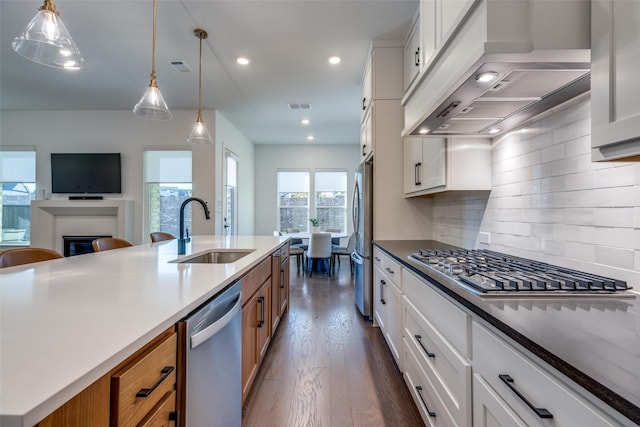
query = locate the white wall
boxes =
[254,144,360,236]
[431,97,640,283]
[214,112,255,235]
[0,109,255,243]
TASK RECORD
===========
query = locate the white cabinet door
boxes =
[361,57,373,122]
[385,281,403,371]
[360,107,373,161]
[591,0,640,161]
[404,15,421,91]
[404,137,446,196]
[373,266,387,331]
[420,0,437,66]
[473,374,527,427]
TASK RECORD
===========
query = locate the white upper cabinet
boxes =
[404,137,491,197]
[404,13,421,91]
[591,0,640,161]
[361,43,404,124]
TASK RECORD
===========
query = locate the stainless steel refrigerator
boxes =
[351,159,373,318]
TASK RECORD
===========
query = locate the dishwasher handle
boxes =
[190,293,242,350]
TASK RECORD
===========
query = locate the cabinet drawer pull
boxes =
[136,366,174,398]
[280,269,285,288]
[258,296,265,327]
[385,267,394,275]
[380,279,386,305]
[415,47,420,66]
[414,334,435,358]
[415,386,436,418]
[362,144,367,156]
[362,97,366,110]
[374,256,381,262]
[499,374,553,419]
[169,410,180,426]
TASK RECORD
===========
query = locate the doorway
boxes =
[223,150,238,236]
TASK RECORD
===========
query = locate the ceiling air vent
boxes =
[169,60,192,72]
[288,102,312,110]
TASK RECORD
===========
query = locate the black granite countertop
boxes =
[374,240,640,425]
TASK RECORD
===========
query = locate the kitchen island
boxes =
[375,240,640,426]
[0,235,287,427]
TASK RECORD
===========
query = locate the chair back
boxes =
[324,228,341,232]
[307,232,332,258]
[345,233,356,252]
[92,237,132,252]
[150,232,175,243]
[287,228,301,233]
[0,248,63,268]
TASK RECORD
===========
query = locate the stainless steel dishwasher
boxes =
[182,280,242,426]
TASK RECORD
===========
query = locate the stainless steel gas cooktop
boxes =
[409,249,635,298]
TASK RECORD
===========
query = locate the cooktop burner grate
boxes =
[409,249,633,296]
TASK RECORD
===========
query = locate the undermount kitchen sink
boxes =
[173,249,255,264]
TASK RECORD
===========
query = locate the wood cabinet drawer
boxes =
[136,390,176,427]
[279,243,289,258]
[111,331,177,427]
[403,268,470,357]
[404,297,471,427]
[242,256,271,305]
[404,336,457,427]
[472,322,620,427]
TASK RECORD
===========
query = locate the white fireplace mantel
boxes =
[30,199,134,252]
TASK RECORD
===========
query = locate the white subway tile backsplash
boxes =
[592,208,634,228]
[430,99,639,281]
[552,118,590,144]
[565,135,591,157]
[595,165,638,188]
[565,171,595,191]
[552,156,581,176]
[564,208,593,225]
[595,246,635,270]
[564,242,596,263]
[541,143,565,164]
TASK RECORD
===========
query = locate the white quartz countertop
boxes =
[0,235,287,427]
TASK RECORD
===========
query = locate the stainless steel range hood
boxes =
[410,62,590,137]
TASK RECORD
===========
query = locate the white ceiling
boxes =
[0,0,418,145]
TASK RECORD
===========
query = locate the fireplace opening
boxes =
[63,235,112,257]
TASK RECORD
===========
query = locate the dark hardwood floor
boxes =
[242,259,424,427]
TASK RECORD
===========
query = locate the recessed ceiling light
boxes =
[328,56,341,64]
[301,119,310,125]
[488,128,500,134]
[476,72,498,83]
[307,135,314,141]
[418,128,429,134]
[237,57,250,65]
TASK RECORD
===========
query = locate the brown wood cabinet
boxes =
[35,327,178,427]
[242,277,271,402]
[271,243,290,333]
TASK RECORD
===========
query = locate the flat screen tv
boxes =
[51,153,122,194]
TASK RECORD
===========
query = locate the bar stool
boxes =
[0,248,63,268]
[92,237,132,252]
[150,232,175,243]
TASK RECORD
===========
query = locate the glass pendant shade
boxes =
[187,114,212,144]
[12,4,85,70]
[133,77,173,120]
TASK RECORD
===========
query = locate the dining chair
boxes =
[150,232,175,243]
[286,228,307,250]
[305,232,332,277]
[324,228,342,246]
[0,248,63,268]
[331,232,356,273]
[289,244,305,272]
[92,237,132,252]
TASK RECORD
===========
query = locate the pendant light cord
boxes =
[197,33,203,117]
[151,0,157,80]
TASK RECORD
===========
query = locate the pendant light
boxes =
[187,28,213,144]
[12,0,85,70]
[133,0,172,120]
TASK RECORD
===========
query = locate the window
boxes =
[315,171,347,231]
[0,150,36,245]
[144,150,192,239]
[277,171,309,232]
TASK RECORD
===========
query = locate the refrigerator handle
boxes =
[352,179,359,231]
